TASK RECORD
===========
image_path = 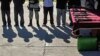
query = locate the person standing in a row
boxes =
[13,0,25,27]
[43,0,54,26]
[28,0,40,27]
[0,0,12,27]
[56,0,68,27]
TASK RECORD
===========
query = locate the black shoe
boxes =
[21,24,24,27]
[14,24,19,27]
[51,24,55,27]
[69,23,73,26]
[2,24,6,27]
[62,25,65,27]
[42,24,47,27]
[8,24,12,27]
[57,25,60,27]
[37,24,40,27]
[28,24,32,27]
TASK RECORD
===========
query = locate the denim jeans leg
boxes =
[62,9,66,26]
[57,9,61,26]
[35,10,39,25]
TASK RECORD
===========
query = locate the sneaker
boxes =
[21,24,24,27]
[2,24,6,27]
[69,23,73,26]
[28,24,32,27]
[62,25,65,27]
[14,24,19,27]
[8,24,12,27]
[51,24,55,27]
[57,25,60,27]
[42,24,47,27]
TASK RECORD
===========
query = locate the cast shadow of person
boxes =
[31,26,54,43]
[45,26,70,43]
[15,26,33,42]
[58,26,72,37]
[2,27,17,43]
[79,51,100,56]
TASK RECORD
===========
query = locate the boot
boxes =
[28,19,32,26]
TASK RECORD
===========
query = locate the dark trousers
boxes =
[14,7,24,25]
[1,10,11,25]
[43,7,54,25]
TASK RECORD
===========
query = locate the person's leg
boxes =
[14,7,19,26]
[49,7,54,25]
[56,9,61,26]
[19,7,24,26]
[62,9,66,26]
[6,10,11,27]
[28,8,33,26]
[43,7,48,25]
[68,1,74,26]
[1,10,6,26]
[69,9,73,26]
[35,10,39,26]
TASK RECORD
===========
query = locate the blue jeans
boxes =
[14,6,24,25]
[29,8,39,22]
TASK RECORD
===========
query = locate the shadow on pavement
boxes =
[58,26,72,36]
[31,26,54,43]
[15,26,33,42]
[45,26,70,43]
[80,51,100,56]
[2,27,17,42]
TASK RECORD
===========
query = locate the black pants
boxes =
[43,7,54,25]
[1,10,11,25]
[14,7,24,25]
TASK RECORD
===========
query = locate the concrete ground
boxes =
[0,2,100,56]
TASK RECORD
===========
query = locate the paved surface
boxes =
[0,2,100,56]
